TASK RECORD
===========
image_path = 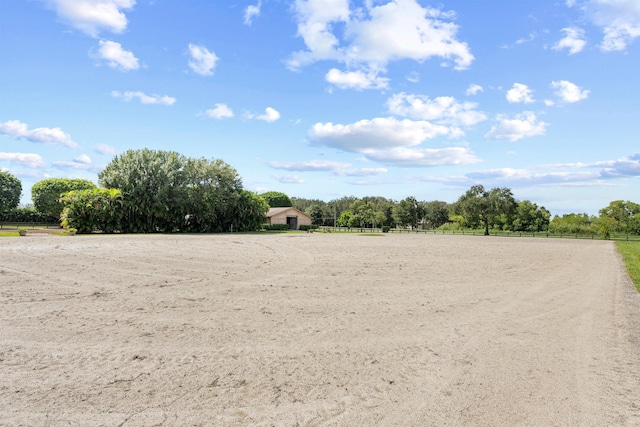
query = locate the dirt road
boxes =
[1,233,639,426]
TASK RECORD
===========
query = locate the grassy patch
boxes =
[359,233,385,237]
[0,232,20,237]
[616,242,640,293]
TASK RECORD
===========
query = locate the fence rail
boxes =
[319,226,640,242]
[0,222,61,229]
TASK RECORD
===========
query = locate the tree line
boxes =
[1,151,638,236]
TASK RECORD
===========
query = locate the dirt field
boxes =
[1,233,639,426]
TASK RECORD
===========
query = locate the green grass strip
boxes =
[616,241,640,293]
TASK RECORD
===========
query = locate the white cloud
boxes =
[111,90,176,105]
[387,93,486,127]
[551,80,590,103]
[308,117,479,167]
[74,154,92,164]
[325,68,389,90]
[95,143,117,155]
[466,84,483,96]
[553,27,587,54]
[485,112,548,142]
[310,117,451,151]
[0,152,46,168]
[256,107,281,122]
[274,174,304,184]
[188,44,218,76]
[288,0,473,87]
[45,0,135,37]
[0,120,78,148]
[268,160,388,176]
[244,1,261,26]
[92,40,139,71]
[205,103,234,119]
[585,0,640,51]
[506,83,535,104]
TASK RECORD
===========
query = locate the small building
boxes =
[266,207,312,230]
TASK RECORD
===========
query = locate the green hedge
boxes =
[263,224,289,231]
[299,224,318,231]
[0,208,58,224]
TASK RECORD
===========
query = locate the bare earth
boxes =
[1,233,639,426]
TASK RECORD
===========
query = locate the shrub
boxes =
[381,226,390,233]
[299,224,318,231]
[263,224,289,231]
[0,208,58,224]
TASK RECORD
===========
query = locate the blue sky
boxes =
[1,0,638,215]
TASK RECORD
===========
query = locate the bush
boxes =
[0,208,58,224]
[263,224,289,231]
[299,224,318,231]
[381,226,390,233]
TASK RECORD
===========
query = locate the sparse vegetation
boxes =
[616,242,640,292]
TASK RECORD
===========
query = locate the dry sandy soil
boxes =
[1,233,639,426]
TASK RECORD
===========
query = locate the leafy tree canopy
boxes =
[454,185,516,235]
[260,191,292,207]
[32,177,96,217]
[0,170,22,212]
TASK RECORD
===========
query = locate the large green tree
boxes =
[0,170,22,212]
[599,200,640,232]
[32,178,96,217]
[454,185,517,235]
[98,149,254,233]
[511,200,551,232]
[421,200,450,229]
[393,196,424,229]
[260,191,292,207]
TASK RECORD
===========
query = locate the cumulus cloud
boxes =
[485,112,548,142]
[95,143,117,155]
[255,107,281,122]
[553,27,587,54]
[288,0,473,88]
[0,120,78,148]
[325,68,389,90]
[308,117,479,167]
[506,83,535,104]
[188,44,218,76]
[205,103,234,119]
[44,0,135,37]
[111,90,176,105]
[462,153,640,188]
[584,0,640,51]
[92,40,139,71]
[268,160,388,176]
[0,152,46,168]
[244,1,261,25]
[551,80,590,103]
[466,84,483,96]
[386,93,486,127]
[273,174,304,184]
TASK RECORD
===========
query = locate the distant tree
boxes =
[511,200,551,232]
[393,196,424,229]
[0,170,22,212]
[306,203,325,225]
[421,200,450,229]
[627,214,640,235]
[548,213,596,234]
[454,185,516,235]
[32,178,96,218]
[327,196,357,221]
[260,191,292,207]
[599,200,640,232]
[337,211,354,227]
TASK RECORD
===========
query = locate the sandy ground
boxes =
[1,233,639,426]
